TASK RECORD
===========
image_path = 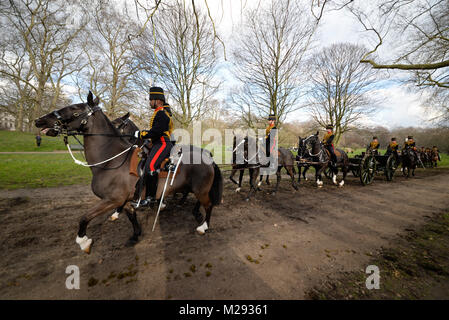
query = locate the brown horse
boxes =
[35,92,223,253]
[258,147,298,195]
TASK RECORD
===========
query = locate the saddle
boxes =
[129,149,172,179]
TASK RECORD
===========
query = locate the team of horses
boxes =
[34,92,440,253]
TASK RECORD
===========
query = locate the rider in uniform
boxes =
[265,114,277,167]
[367,136,380,155]
[385,137,399,163]
[135,87,174,206]
[322,124,337,166]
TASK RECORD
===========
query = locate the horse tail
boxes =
[209,162,223,206]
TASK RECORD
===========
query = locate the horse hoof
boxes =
[76,236,92,254]
[196,222,208,235]
[235,187,241,193]
[245,198,250,202]
[110,212,119,221]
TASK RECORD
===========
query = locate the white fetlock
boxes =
[235,187,241,193]
[305,177,308,181]
[339,180,345,187]
[76,235,92,253]
[196,222,208,235]
[332,175,337,185]
[257,181,262,187]
[110,211,120,221]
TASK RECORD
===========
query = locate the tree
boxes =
[345,0,448,124]
[0,0,86,131]
[306,43,382,144]
[230,0,317,128]
[133,0,221,128]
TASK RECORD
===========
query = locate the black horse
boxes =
[401,147,417,177]
[35,92,223,253]
[229,134,261,201]
[297,133,349,188]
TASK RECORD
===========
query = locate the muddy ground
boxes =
[1,168,449,299]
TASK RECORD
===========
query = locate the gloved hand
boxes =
[134,130,140,138]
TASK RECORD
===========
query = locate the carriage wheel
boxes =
[385,155,397,181]
[359,155,376,185]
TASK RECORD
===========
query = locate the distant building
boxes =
[0,112,15,131]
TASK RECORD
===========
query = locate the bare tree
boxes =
[133,0,221,128]
[230,0,317,128]
[345,0,448,124]
[307,43,383,144]
[0,0,86,131]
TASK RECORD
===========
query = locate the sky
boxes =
[202,0,437,130]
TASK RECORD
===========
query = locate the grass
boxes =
[0,153,92,189]
[0,130,82,152]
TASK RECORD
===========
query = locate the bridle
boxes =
[51,105,101,136]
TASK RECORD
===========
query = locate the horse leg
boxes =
[191,200,203,224]
[110,203,125,221]
[246,168,255,201]
[266,174,270,185]
[124,203,141,246]
[339,163,348,187]
[272,166,282,195]
[287,166,299,190]
[195,193,212,235]
[77,199,121,253]
[303,166,309,181]
[315,165,324,188]
[229,168,238,185]
[258,174,263,187]
[236,169,244,192]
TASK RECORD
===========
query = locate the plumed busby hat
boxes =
[325,124,333,130]
[149,86,165,102]
[268,114,276,121]
[391,137,396,141]
[408,135,413,139]
[373,136,378,140]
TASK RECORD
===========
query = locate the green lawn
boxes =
[0,130,81,152]
[0,153,92,189]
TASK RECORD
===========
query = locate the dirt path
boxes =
[1,168,448,299]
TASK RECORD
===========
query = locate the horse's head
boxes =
[297,136,308,158]
[111,112,132,134]
[35,91,100,136]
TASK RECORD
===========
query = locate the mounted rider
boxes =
[432,145,441,161]
[367,136,380,155]
[385,137,399,162]
[135,87,174,206]
[322,124,337,166]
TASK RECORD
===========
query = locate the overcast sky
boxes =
[202,0,437,129]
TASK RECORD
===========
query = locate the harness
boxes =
[51,106,138,169]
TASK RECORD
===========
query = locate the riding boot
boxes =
[140,172,158,207]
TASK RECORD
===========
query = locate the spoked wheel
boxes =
[385,155,397,181]
[360,155,376,185]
